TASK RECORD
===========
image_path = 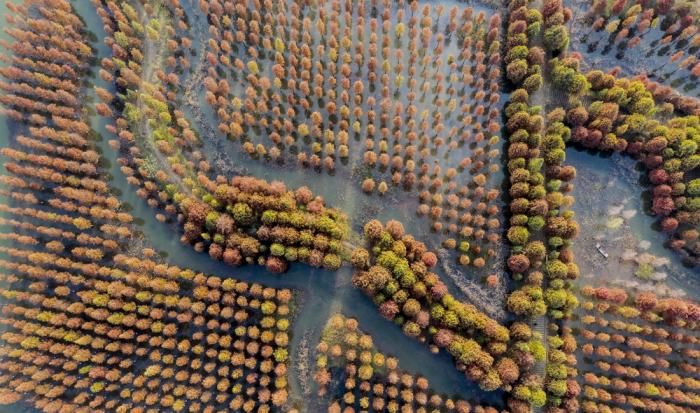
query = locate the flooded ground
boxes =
[28,0,508,409]
[178,0,508,275]
[176,0,511,310]
[1,0,699,411]
[569,0,700,98]
[569,148,699,299]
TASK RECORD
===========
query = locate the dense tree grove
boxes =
[0,1,293,411]
[197,0,507,267]
[180,177,348,273]
[351,219,545,406]
[504,0,550,325]
[578,286,700,413]
[315,314,505,412]
[93,0,349,274]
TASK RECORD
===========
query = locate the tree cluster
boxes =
[181,177,347,273]
[351,219,545,403]
[315,314,506,413]
[198,0,506,267]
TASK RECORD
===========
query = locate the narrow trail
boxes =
[439,248,508,320]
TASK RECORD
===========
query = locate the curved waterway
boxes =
[2,0,699,411]
[176,0,511,322]
[72,0,502,409]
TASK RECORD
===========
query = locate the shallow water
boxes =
[2,0,699,411]
[177,0,511,311]
[570,0,700,98]
[52,0,505,409]
[569,148,700,299]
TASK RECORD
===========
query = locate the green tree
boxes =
[231,203,254,226]
[544,25,569,52]
[507,226,530,245]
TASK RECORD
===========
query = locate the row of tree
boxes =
[582,385,696,413]
[577,286,700,412]
[525,1,583,411]
[315,313,505,413]
[199,0,506,266]
[350,219,546,407]
[504,0,550,328]
[580,286,700,325]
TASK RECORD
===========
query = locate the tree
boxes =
[403,299,421,317]
[362,178,376,193]
[542,259,565,280]
[351,248,370,269]
[378,181,388,195]
[496,357,520,384]
[544,26,569,51]
[379,301,399,320]
[507,226,530,245]
[507,290,537,316]
[421,252,438,267]
[508,254,531,273]
[322,254,342,270]
[364,220,384,240]
[507,59,529,83]
[231,203,254,225]
[523,74,543,93]
[247,60,259,74]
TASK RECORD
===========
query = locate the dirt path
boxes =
[523,0,551,407]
